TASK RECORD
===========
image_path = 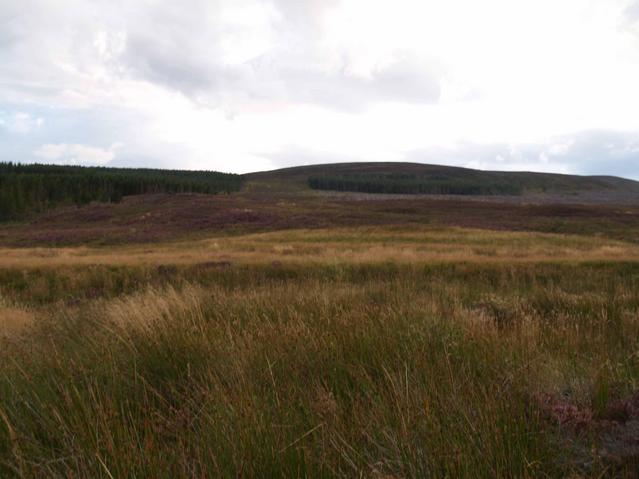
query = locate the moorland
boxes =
[2,162,639,477]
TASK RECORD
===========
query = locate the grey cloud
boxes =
[0,0,442,113]
[120,1,236,95]
[624,1,639,22]
[369,58,441,103]
[550,130,639,178]
[622,1,639,35]
[0,0,112,105]
[404,130,639,180]
[261,0,442,108]
[1,0,637,179]
[243,55,440,111]
[114,0,441,109]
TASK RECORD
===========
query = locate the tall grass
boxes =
[1,263,639,477]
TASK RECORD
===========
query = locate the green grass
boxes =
[2,261,639,477]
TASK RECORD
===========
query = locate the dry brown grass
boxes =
[2,225,639,477]
[0,303,34,338]
[3,265,639,477]
[0,226,638,269]
[103,285,204,334]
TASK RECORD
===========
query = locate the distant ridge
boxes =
[245,162,639,197]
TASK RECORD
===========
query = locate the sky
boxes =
[1,0,639,178]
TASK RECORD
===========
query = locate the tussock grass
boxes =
[2,259,639,477]
[0,227,638,269]
[0,301,33,338]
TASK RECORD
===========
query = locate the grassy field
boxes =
[2,226,639,477]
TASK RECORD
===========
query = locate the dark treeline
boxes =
[308,174,522,196]
[0,163,242,221]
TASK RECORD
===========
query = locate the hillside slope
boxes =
[1,161,639,247]
[245,162,639,198]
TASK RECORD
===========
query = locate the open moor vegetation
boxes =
[2,163,639,477]
[1,227,639,477]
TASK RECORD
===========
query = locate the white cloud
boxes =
[547,140,575,157]
[403,130,639,179]
[0,0,639,178]
[0,112,43,134]
[33,143,118,166]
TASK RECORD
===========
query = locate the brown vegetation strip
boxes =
[0,192,639,247]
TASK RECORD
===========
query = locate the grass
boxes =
[1,226,638,270]
[2,227,639,477]
[3,185,639,247]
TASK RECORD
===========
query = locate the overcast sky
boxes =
[2,0,639,177]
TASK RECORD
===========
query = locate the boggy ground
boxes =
[3,161,639,247]
[1,190,639,246]
[1,227,639,477]
[0,226,638,271]
[2,171,639,477]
